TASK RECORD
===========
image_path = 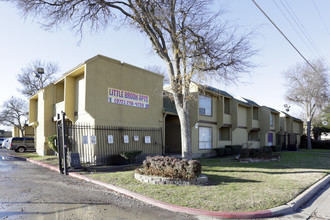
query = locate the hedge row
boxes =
[213,145,282,157]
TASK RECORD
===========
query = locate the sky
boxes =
[1,0,330,130]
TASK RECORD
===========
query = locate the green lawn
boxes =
[85,151,330,212]
[13,152,59,167]
[11,150,330,212]
[298,148,330,153]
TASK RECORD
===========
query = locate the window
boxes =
[253,107,258,120]
[224,97,231,114]
[270,114,274,127]
[248,131,259,141]
[267,133,273,146]
[219,127,231,141]
[199,127,212,149]
[199,95,212,116]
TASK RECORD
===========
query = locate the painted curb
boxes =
[20,157,330,219]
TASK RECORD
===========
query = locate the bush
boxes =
[270,145,282,152]
[259,146,273,159]
[48,135,58,153]
[287,144,297,151]
[232,145,243,154]
[213,148,225,157]
[224,147,233,156]
[239,148,250,158]
[108,155,130,165]
[239,147,280,160]
[248,148,260,158]
[312,140,330,149]
[225,145,243,155]
[120,150,142,164]
[136,156,202,180]
[300,135,307,148]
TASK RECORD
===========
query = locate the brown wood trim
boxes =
[237,126,247,129]
[251,128,260,131]
[198,120,217,125]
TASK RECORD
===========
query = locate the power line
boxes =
[272,0,318,59]
[250,0,326,81]
[312,0,330,37]
[279,0,330,67]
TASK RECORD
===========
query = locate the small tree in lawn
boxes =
[283,59,329,150]
[9,0,256,159]
[17,59,59,97]
[0,96,29,137]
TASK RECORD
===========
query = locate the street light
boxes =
[33,67,44,88]
[284,104,291,112]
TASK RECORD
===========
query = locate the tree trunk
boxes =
[176,107,192,160]
[20,128,24,137]
[171,88,193,160]
[306,120,312,150]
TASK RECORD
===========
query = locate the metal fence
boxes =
[61,123,163,166]
[277,133,298,149]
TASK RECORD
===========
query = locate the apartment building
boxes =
[29,54,304,160]
[29,55,163,156]
[278,111,304,148]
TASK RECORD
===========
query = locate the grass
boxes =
[84,151,330,212]
[298,148,330,153]
[9,149,330,212]
[12,152,59,167]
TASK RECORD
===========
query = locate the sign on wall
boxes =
[124,135,129,143]
[145,136,151,144]
[108,135,113,144]
[108,88,149,109]
[82,136,88,144]
[90,136,97,144]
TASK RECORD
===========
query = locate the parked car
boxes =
[1,138,10,149]
[0,138,4,148]
[8,137,35,153]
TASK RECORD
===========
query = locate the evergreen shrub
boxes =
[48,135,58,153]
[120,150,142,164]
[224,147,233,156]
[213,148,225,157]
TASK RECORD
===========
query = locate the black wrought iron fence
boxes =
[62,123,163,166]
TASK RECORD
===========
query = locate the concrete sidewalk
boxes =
[20,156,330,219]
[266,182,330,220]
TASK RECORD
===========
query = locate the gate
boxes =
[57,112,163,169]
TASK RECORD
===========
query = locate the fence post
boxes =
[61,111,68,175]
[160,127,164,155]
[57,114,64,174]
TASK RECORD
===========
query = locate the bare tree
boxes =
[17,59,59,97]
[144,65,169,85]
[0,97,29,137]
[9,0,256,159]
[284,59,329,150]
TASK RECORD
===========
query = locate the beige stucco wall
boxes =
[83,57,163,128]
[237,105,248,127]
[259,107,280,146]
[31,85,56,156]
[293,120,301,134]
[232,128,248,146]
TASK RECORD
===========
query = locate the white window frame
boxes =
[199,127,212,149]
[270,114,274,127]
[199,95,212,116]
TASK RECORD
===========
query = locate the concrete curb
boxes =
[20,157,330,219]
